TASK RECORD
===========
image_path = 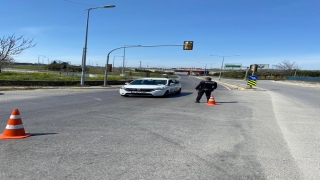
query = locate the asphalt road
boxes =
[0,75,318,179]
[220,78,320,180]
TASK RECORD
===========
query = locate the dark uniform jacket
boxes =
[195,80,217,91]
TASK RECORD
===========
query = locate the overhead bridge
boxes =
[174,68,205,75]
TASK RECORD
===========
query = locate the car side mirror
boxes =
[125,82,129,85]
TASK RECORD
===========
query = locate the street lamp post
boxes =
[122,46,125,76]
[112,55,123,76]
[219,57,224,80]
[80,4,115,86]
[209,63,214,70]
[67,61,71,76]
[198,62,208,76]
[38,55,46,72]
[46,57,49,73]
[122,45,141,76]
[210,54,241,81]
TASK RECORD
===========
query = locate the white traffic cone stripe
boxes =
[6,124,24,129]
[10,115,21,119]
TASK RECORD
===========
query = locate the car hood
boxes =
[124,85,167,89]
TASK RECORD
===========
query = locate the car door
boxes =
[175,80,181,91]
[170,80,179,93]
[168,80,176,93]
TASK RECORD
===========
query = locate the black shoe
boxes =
[195,101,200,103]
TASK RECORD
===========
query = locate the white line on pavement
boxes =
[219,83,231,90]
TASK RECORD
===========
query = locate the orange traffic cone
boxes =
[0,109,31,139]
[206,95,217,105]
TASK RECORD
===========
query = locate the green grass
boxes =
[0,72,175,81]
[1,64,177,81]
[5,64,41,70]
[0,72,126,81]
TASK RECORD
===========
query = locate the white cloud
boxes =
[18,27,48,35]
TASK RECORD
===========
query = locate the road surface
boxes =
[0,75,319,179]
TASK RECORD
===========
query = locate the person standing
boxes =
[195,77,217,103]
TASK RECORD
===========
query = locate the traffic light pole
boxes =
[104,44,186,86]
[244,67,249,80]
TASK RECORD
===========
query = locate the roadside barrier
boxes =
[0,109,31,139]
[206,95,217,105]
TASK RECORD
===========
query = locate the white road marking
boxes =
[255,86,267,91]
[219,83,231,90]
[83,95,102,101]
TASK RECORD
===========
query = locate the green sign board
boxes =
[225,64,242,69]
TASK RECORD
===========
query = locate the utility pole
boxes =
[122,46,125,76]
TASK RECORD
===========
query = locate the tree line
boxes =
[218,60,319,79]
[0,34,318,78]
[48,60,86,72]
[217,69,320,79]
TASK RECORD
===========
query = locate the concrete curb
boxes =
[0,85,123,91]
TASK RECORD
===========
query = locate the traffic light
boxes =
[183,41,193,50]
[107,64,112,71]
[250,64,258,72]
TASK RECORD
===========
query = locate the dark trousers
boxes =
[196,90,212,102]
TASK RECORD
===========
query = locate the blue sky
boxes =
[2,0,320,70]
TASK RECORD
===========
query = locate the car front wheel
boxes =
[163,90,169,97]
[176,88,181,94]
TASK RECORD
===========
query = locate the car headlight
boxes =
[154,87,165,90]
[120,86,126,90]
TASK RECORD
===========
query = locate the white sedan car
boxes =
[119,78,181,97]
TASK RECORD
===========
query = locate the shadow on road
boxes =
[31,133,57,136]
[216,101,238,103]
[166,92,193,98]
[123,92,194,99]
[0,93,4,95]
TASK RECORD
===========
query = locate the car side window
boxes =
[168,80,173,85]
[155,80,166,85]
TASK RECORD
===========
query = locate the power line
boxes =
[63,0,96,7]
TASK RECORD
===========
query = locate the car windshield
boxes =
[130,79,167,85]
